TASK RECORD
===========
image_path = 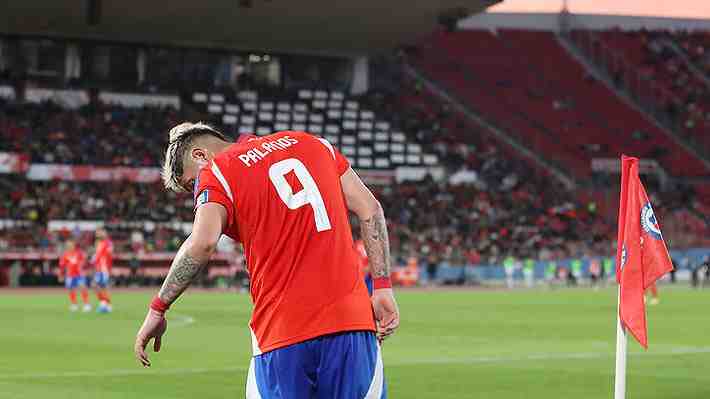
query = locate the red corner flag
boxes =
[615,155,674,348]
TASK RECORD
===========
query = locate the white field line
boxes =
[0,346,708,380]
[388,346,710,366]
[170,313,196,328]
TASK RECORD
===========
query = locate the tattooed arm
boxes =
[134,202,226,367]
[159,202,227,304]
[340,168,391,276]
[158,240,209,304]
[341,168,399,341]
[359,205,391,279]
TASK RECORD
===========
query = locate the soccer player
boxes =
[58,240,91,312]
[92,228,114,313]
[503,254,516,289]
[588,257,602,291]
[134,123,398,398]
[522,256,535,288]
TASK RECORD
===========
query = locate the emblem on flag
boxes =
[640,202,662,240]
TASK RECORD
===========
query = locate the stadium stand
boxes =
[0,99,177,166]
[0,28,708,287]
[189,88,438,170]
[568,28,710,159]
[411,29,710,178]
[595,30,710,150]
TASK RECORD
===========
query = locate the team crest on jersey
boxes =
[641,202,663,240]
[620,244,627,270]
[195,190,209,208]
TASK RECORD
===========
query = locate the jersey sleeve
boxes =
[316,137,351,176]
[193,163,235,229]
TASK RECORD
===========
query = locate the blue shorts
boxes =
[364,275,373,296]
[246,331,386,399]
[93,272,110,288]
[65,276,87,290]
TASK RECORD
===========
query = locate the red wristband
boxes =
[150,296,170,313]
[372,277,392,290]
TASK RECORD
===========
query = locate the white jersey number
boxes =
[268,158,332,232]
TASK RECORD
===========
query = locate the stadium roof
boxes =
[0,0,499,56]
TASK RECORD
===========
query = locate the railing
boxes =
[562,17,710,161]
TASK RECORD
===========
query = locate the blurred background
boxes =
[0,0,708,289]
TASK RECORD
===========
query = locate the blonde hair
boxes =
[161,122,228,193]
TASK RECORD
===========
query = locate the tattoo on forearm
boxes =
[158,252,207,305]
[360,207,391,278]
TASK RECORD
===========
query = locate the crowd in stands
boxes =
[594,29,710,152]
[0,99,180,166]
[1,177,193,223]
[644,31,710,136]
[0,39,708,287]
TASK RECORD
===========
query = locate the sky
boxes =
[489,0,710,20]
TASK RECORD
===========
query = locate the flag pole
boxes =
[614,285,627,399]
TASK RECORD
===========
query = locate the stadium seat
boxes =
[225,104,240,114]
[358,131,374,141]
[375,132,389,142]
[358,121,373,130]
[358,158,373,167]
[209,94,225,103]
[223,114,238,125]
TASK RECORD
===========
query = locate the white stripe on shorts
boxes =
[245,358,262,399]
[364,343,384,399]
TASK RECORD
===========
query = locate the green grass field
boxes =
[1,287,708,399]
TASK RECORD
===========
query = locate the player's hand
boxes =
[134,309,167,368]
[371,288,399,343]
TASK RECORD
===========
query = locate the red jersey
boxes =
[93,239,114,274]
[59,248,86,278]
[194,131,375,354]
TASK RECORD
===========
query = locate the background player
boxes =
[92,228,114,313]
[134,123,398,398]
[58,240,91,312]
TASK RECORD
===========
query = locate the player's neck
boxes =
[214,141,232,154]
